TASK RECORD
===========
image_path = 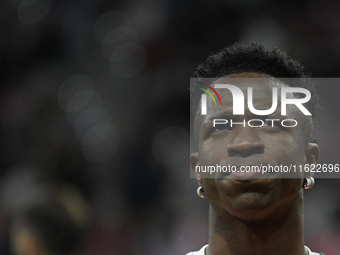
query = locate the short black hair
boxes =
[194,42,309,79]
[191,42,319,132]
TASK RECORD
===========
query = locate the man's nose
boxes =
[227,127,265,156]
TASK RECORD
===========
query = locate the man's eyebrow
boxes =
[249,108,282,118]
[267,109,281,117]
[206,109,233,121]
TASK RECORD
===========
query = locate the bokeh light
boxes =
[93,10,130,44]
[58,75,118,164]
[109,43,147,77]
[82,124,119,163]
[74,107,112,143]
[101,28,139,60]
[18,0,52,25]
[58,75,95,111]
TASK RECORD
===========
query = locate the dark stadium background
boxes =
[0,0,340,254]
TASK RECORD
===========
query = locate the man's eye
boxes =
[250,119,281,128]
[212,124,232,132]
[263,120,272,127]
[246,120,272,128]
[249,120,268,128]
[260,119,283,129]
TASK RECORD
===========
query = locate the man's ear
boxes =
[190,152,201,185]
[304,143,319,177]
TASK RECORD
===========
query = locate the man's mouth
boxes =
[226,166,269,180]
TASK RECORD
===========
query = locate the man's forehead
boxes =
[212,75,286,94]
[208,78,288,108]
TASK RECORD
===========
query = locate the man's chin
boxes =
[223,192,278,220]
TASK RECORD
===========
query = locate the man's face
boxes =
[191,73,318,220]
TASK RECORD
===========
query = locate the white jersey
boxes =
[186,245,323,255]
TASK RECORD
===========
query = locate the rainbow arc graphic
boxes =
[197,82,223,106]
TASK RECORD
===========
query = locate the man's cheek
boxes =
[201,147,224,164]
[201,139,225,154]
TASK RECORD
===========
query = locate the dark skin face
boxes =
[190,73,319,222]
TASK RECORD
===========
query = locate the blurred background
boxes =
[0,0,340,254]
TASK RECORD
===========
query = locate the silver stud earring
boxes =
[303,177,315,189]
[197,186,206,198]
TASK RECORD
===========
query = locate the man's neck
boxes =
[207,193,305,255]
